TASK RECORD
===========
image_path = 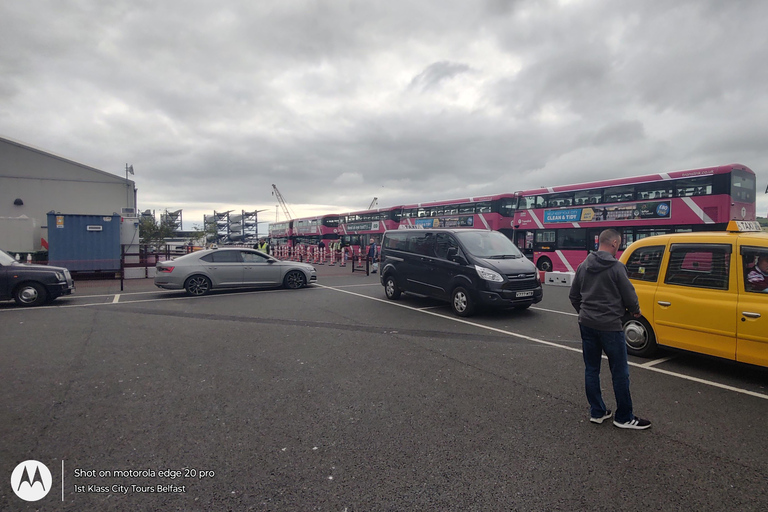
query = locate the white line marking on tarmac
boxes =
[112,295,120,303]
[315,284,768,401]
[639,356,676,368]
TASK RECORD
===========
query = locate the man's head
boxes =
[598,229,622,256]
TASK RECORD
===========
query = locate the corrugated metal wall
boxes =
[47,213,121,271]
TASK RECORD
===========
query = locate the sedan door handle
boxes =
[742,312,761,319]
[657,301,671,307]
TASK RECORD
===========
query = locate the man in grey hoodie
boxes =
[569,229,651,430]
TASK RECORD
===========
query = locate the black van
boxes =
[380,229,542,316]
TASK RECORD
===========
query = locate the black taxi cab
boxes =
[618,221,768,368]
[0,249,75,306]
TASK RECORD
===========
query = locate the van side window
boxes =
[741,247,768,293]
[625,246,664,282]
[408,233,435,256]
[384,232,408,251]
[664,244,731,290]
[434,234,459,259]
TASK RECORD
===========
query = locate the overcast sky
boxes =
[2,0,766,229]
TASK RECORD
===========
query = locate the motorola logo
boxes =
[11,460,52,502]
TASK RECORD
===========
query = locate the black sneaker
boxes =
[590,410,612,424]
[613,416,651,430]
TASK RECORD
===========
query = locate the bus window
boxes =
[459,203,475,214]
[521,195,547,209]
[636,183,674,200]
[547,193,574,208]
[675,177,713,197]
[498,197,518,216]
[557,228,587,249]
[731,169,756,203]
[574,189,602,205]
[476,201,492,214]
[536,231,556,243]
[604,185,634,203]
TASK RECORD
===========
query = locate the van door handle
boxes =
[657,301,671,307]
[742,312,761,319]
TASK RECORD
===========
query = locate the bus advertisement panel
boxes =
[510,164,756,272]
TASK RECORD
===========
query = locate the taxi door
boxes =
[653,243,737,360]
[736,242,768,366]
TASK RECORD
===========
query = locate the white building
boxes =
[0,135,136,252]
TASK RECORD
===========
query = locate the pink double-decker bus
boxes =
[510,163,757,272]
[339,206,403,252]
[268,220,293,247]
[291,214,341,246]
[398,194,518,234]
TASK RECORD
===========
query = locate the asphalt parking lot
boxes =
[2,265,768,511]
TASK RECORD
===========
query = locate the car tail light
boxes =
[158,266,175,273]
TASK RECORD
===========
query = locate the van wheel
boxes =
[623,317,657,357]
[184,275,212,296]
[384,275,401,300]
[451,287,475,317]
[14,282,47,307]
[537,257,552,272]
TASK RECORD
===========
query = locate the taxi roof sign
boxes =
[727,220,762,232]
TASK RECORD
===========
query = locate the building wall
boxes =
[0,136,136,252]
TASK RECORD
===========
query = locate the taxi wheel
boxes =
[623,317,657,357]
[14,282,48,307]
[451,287,475,317]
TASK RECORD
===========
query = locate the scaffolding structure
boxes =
[161,209,183,231]
[204,210,260,245]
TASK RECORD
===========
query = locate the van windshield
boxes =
[455,231,524,259]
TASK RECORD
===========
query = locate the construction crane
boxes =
[271,184,295,221]
[368,197,378,209]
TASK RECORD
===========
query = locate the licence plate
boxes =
[515,290,534,298]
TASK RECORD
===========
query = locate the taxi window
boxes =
[741,247,768,293]
[625,246,664,282]
[664,244,731,290]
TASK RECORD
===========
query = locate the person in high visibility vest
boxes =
[257,239,269,253]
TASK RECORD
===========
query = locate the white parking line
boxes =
[112,295,120,303]
[315,284,768,401]
[639,356,676,368]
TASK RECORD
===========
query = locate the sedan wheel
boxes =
[284,270,306,289]
[184,275,212,296]
[14,282,47,307]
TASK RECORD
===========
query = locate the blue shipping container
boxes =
[47,213,121,272]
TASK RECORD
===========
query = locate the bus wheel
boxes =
[537,257,552,272]
[623,317,657,357]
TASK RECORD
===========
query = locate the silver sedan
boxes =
[154,248,316,296]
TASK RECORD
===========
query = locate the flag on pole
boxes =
[127,165,134,175]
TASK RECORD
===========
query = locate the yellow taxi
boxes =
[618,220,768,367]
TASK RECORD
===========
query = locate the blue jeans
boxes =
[579,324,633,423]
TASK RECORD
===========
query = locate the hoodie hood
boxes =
[584,250,618,274]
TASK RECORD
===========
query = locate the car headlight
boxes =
[475,265,503,282]
[54,272,64,281]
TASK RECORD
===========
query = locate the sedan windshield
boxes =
[455,230,523,259]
